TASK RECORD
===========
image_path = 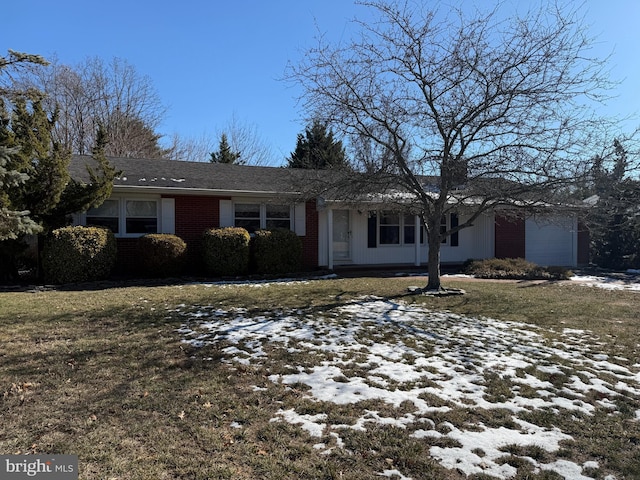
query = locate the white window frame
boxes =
[378,211,426,247]
[85,196,160,238]
[233,202,292,232]
[440,215,449,245]
[234,203,262,233]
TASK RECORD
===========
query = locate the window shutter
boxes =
[450,213,459,247]
[219,199,233,227]
[160,198,175,234]
[367,211,377,248]
[294,203,306,236]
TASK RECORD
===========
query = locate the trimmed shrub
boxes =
[464,257,572,280]
[138,234,187,277]
[43,226,116,284]
[252,229,302,275]
[202,227,250,276]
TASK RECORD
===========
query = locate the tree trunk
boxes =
[426,233,442,291]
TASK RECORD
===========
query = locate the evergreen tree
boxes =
[6,98,70,222]
[0,144,41,240]
[287,121,348,169]
[588,140,640,269]
[0,50,118,279]
[210,133,242,164]
[47,125,119,229]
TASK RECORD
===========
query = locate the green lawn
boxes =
[1,277,638,479]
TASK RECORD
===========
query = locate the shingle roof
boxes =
[69,155,313,196]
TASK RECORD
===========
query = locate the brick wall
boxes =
[577,221,590,266]
[494,215,526,259]
[115,196,321,274]
[114,238,140,274]
[165,195,227,271]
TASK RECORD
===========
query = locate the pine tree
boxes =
[1,50,119,279]
[589,140,640,269]
[287,121,348,169]
[210,133,242,164]
[48,125,119,229]
[0,144,41,240]
[7,98,70,221]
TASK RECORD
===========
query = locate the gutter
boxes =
[111,185,304,197]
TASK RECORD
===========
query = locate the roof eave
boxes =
[111,184,304,198]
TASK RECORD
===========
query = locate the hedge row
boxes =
[464,257,573,280]
[42,226,117,284]
[203,227,302,276]
[42,225,303,284]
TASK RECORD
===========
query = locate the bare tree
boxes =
[168,114,277,164]
[165,132,217,163]
[288,0,615,291]
[17,56,168,157]
[221,114,277,166]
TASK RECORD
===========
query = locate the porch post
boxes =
[327,208,334,270]
[414,215,421,266]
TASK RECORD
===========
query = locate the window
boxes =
[126,200,157,234]
[86,199,119,233]
[266,204,291,230]
[234,203,291,232]
[368,211,457,248]
[370,211,426,247]
[234,203,261,233]
[404,214,418,244]
[439,214,459,246]
[85,198,159,236]
[379,211,400,245]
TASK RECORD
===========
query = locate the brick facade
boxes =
[115,196,321,274]
[165,195,227,272]
[114,238,140,274]
[577,221,590,266]
[494,215,526,259]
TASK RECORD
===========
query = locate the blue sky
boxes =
[4,1,639,165]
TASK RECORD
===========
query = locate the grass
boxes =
[1,276,639,479]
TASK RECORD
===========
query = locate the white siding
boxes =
[525,216,577,267]
[441,213,494,263]
[317,209,497,267]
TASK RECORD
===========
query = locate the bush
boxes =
[138,234,187,277]
[202,227,250,276]
[464,258,572,280]
[252,229,302,275]
[43,226,116,284]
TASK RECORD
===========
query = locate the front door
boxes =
[332,209,351,261]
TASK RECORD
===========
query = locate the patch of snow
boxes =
[539,459,596,480]
[175,297,640,479]
[570,275,640,292]
[377,469,413,479]
[271,409,326,437]
[428,418,572,479]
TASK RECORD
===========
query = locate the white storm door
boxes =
[332,209,351,261]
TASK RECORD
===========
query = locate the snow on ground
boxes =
[568,274,640,292]
[174,293,640,480]
[443,273,640,292]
